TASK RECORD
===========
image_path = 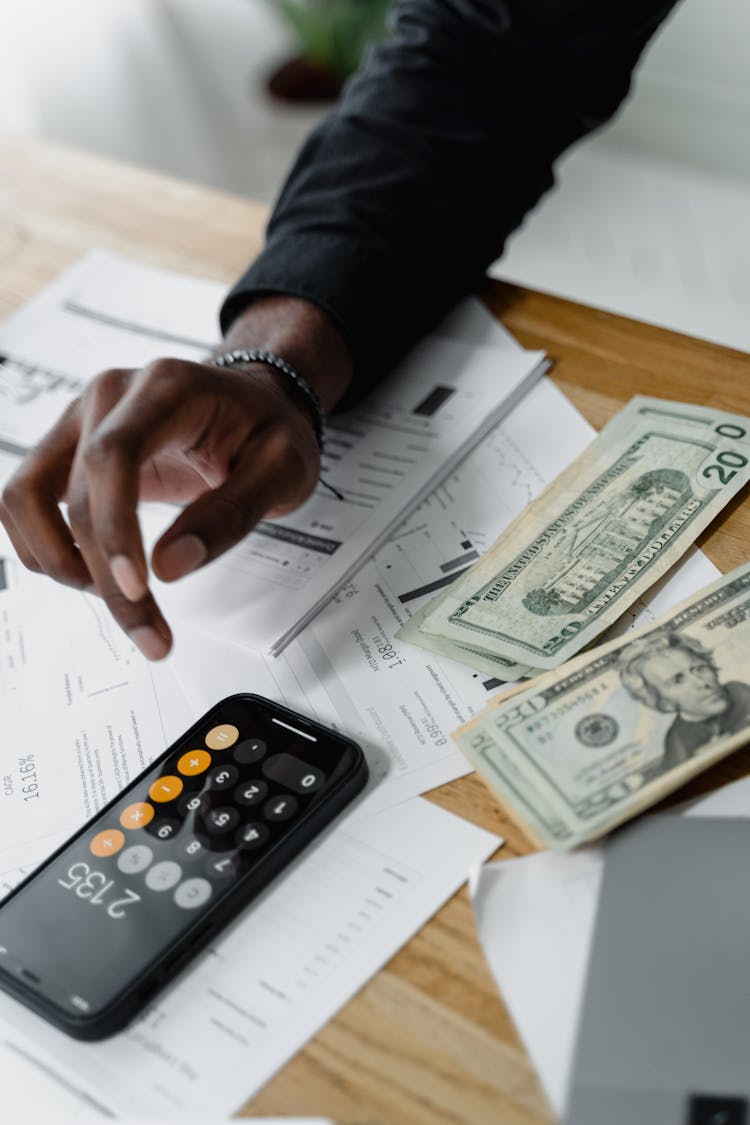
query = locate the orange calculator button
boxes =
[177,749,212,777]
[119,802,155,830]
[205,724,239,751]
[148,775,184,803]
[90,829,125,858]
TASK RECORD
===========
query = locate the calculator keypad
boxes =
[85,713,331,918]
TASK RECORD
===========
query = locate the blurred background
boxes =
[2,0,749,352]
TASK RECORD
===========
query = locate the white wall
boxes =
[3,0,749,190]
[1,0,749,349]
[498,0,750,352]
[610,0,750,179]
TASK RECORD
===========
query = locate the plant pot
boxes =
[267,54,344,103]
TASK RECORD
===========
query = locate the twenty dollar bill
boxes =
[454,562,750,849]
[413,398,750,671]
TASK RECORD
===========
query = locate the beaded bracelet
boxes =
[211,348,344,501]
[211,348,325,451]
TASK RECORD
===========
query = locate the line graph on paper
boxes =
[371,420,550,610]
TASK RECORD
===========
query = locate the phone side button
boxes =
[163,924,218,978]
[164,949,197,978]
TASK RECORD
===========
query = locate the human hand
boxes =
[0,297,352,659]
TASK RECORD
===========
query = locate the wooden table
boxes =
[2,134,749,1124]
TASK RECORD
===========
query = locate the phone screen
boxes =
[0,695,359,1024]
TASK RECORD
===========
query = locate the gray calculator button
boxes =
[174,877,212,910]
[117,845,153,875]
[145,860,182,891]
[262,753,325,795]
[264,794,298,822]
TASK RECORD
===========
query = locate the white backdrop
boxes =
[2,0,749,349]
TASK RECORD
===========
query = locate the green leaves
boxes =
[276,0,392,79]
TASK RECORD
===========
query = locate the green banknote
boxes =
[454,562,750,849]
[415,398,750,671]
[396,598,534,679]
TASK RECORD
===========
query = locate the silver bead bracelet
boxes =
[211,348,325,451]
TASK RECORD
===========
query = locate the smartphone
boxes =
[0,693,367,1040]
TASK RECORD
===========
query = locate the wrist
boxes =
[218,295,352,412]
[212,348,325,451]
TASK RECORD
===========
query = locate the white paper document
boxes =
[497,144,750,355]
[0,797,499,1118]
[0,555,191,879]
[0,250,545,655]
[470,774,750,1116]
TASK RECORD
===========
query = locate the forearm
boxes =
[223,0,680,397]
[219,295,352,412]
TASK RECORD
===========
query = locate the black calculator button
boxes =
[233,738,266,765]
[264,794,298,823]
[180,837,206,861]
[206,854,239,880]
[174,877,212,910]
[149,818,180,842]
[234,779,268,808]
[207,765,239,791]
[178,793,207,818]
[235,822,270,850]
[262,753,325,795]
[204,806,239,835]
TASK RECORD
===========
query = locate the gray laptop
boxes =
[563,815,750,1125]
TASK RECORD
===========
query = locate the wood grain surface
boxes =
[1,134,748,1124]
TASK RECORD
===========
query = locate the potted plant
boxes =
[268,0,392,102]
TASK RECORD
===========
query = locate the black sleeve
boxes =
[221,0,679,400]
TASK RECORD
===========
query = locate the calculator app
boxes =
[0,697,350,1019]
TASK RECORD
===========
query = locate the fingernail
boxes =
[111,554,148,602]
[158,534,207,581]
[131,625,170,661]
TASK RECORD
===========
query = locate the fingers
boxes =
[0,399,92,589]
[78,362,205,601]
[1,354,322,662]
[153,425,319,582]
[66,368,177,659]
